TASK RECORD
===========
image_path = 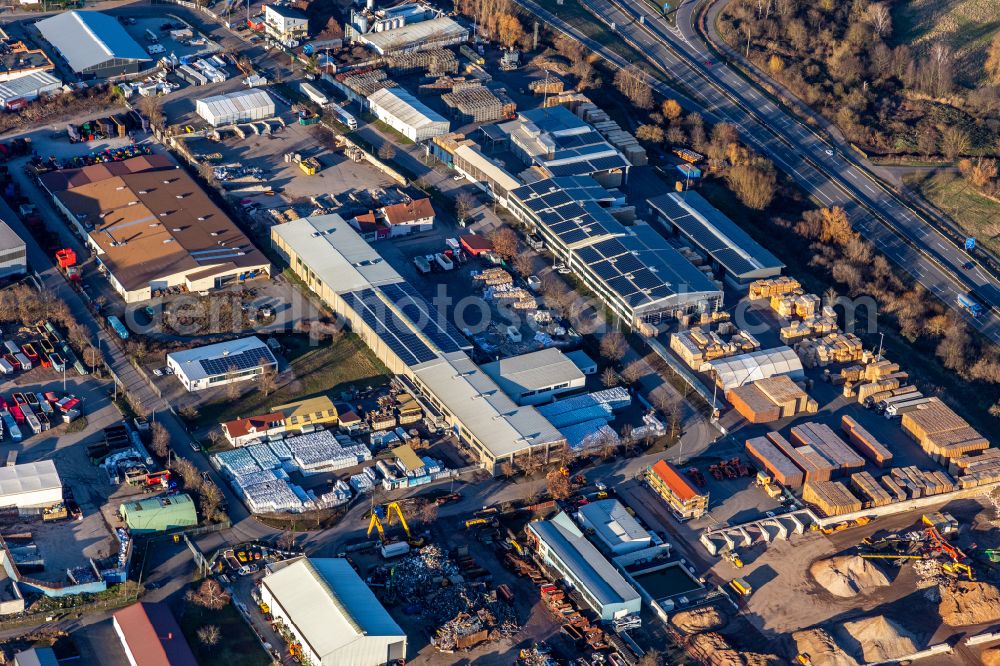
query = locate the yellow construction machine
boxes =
[367,501,419,544]
[942,562,974,580]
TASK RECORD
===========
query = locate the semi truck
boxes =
[329,102,357,130]
[876,391,924,414]
[299,81,329,106]
[884,397,934,418]
[958,293,985,318]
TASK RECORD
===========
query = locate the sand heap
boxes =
[810,555,891,598]
[791,628,859,666]
[690,633,780,666]
[839,615,917,662]
[672,606,725,634]
[982,647,1000,666]
[939,580,1000,626]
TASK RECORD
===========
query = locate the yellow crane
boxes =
[367,502,412,541]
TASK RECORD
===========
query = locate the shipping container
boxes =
[299,81,329,106]
[4,341,18,355]
[13,353,30,370]
[380,541,410,559]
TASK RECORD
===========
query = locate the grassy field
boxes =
[180,600,270,666]
[905,170,1000,256]
[199,332,389,427]
[892,0,1000,84]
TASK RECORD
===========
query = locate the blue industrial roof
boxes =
[648,192,784,280]
[37,11,150,73]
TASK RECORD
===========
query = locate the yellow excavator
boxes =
[367,502,423,546]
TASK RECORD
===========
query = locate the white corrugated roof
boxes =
[579,499,651,548]
[367,87,447,132]
[360,16,467,52]
[36,11,150,72]
[0,71,60,101]
[454,144,521,193]
[0,461,60,501]
[263,558,404,661]
[703,346,803,390]
[196,89,275,120]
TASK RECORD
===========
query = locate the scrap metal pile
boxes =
[386,545,520,653]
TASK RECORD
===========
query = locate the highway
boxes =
[517,0,1000,344]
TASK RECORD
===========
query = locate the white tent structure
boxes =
[703,346,803,390]
[196,89,276,127]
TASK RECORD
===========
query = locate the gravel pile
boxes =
[939,580,1000,626]
[810,555,890,597]
[839,615,917,662]
[671,606,725,634]
[791,628,859,666]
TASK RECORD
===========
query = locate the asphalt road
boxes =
[517,0,1000,344]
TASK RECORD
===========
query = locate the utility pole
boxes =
[533,21,539,50]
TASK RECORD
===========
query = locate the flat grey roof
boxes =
[271,214,401,293]
[0,461,60,501]
[529,512,640,608]
[481,348,584,396]
[579,499,651,549]
[37,11,150,73]
[648,192,784,280]
[0,219,24,252]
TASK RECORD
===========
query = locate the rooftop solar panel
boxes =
[199,347,276,377]
[344,289,437,366]
[379,283,468,353]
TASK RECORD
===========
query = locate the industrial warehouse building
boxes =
[272,214,565,474]
[0,461,61,513]
[507,175,723,326]
[501,106,631,188]
[113,602,197,666]
[261,557,407,666]
[0,71,61,110]
[196,89,276,127]
[527,512,641,621]
[167,337,277,392]
[36,11,150,78]
[120,494,198,534]
[577,499,653,556]
[482,348,586,405]
[0,219,26,279]
[367,87,449,142]
[41,155,270,302]
[355,15,468,54]
[648,192,784,289]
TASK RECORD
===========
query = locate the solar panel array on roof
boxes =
[648,192,783,280]
[199,347,276,377]
[344,289,437,366]
[378,283,469,353]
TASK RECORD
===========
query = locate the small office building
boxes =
[577,499,653,556]
[221,412,286,447]
[482,348,586,406]
[645,460,708,520]
[264,4,308,43]
[166,337,277,392]
[527,512,641,621]
[273,395,339,432]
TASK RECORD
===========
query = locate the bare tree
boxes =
[940,125,970,161]
[455,192,477,224]
[83,345,102,372]
[488,226,519,259]
[277,531,296,551]
[601,366,619,387]
[613,65,653,110]
[197,625,221,646]
[377,142,397,161]
[500,461,515,479]
[200,482,223,522]
[138,95,164,130]
[546,469,573,500]
[186,580,230,610]
[864,2,892,37]
[258,359,277,396]
[225,365,242,400]
[150,422,170,458]
[621,360,645,385]
[513,253,534,278]
[726,163,777,209]
[600,329,627,363]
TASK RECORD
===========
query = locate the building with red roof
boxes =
[459,233,493,256]
[380,198,434,237]
[221,411,286,447]
[112,602,197,666]
[645,459,708,519]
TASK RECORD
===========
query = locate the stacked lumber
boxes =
[889,466,956,498]
[861,384,918,408]
[770,293,821,319]
[880,475,907,502]
[790,423,865,472]
[855,378,903,405]
[745,436,803,488]
[748,276,801,300]
[850,471,893,508]
[728,384,780,423]
[796,333,864,368]
[840,415,893,467]
[952,449,1000,489]
[803,480,862,516]
[756,376,810,416]
[863,360,900,381]
[901,398,990,460]
[780,314,838,343]
[670,328,760,370]
[840,365,864,383]
[767,431,835,483]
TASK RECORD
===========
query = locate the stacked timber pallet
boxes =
[748,276,801,300]
[840,415,893,467]
[780,315,838,343]
[901,398,989,460]
[880,475,907,502]
[337,68,396,98]
[442,85,515,123]
[950,449,1000,488]
[767,431,835,483]
[669,328,760,370]
[853,375,907,404]
[728,376,814,423]
[570,98,648,166]
[796,332,864,368]
[889,466,956,498]
[864,360,900,381]
[803,480,862,517]
[770,293,821,319]
[745,436,803,487]
[850,471,893,508]
[385,49,459,75]
[528,76,565,95]
[790,423,865,473]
